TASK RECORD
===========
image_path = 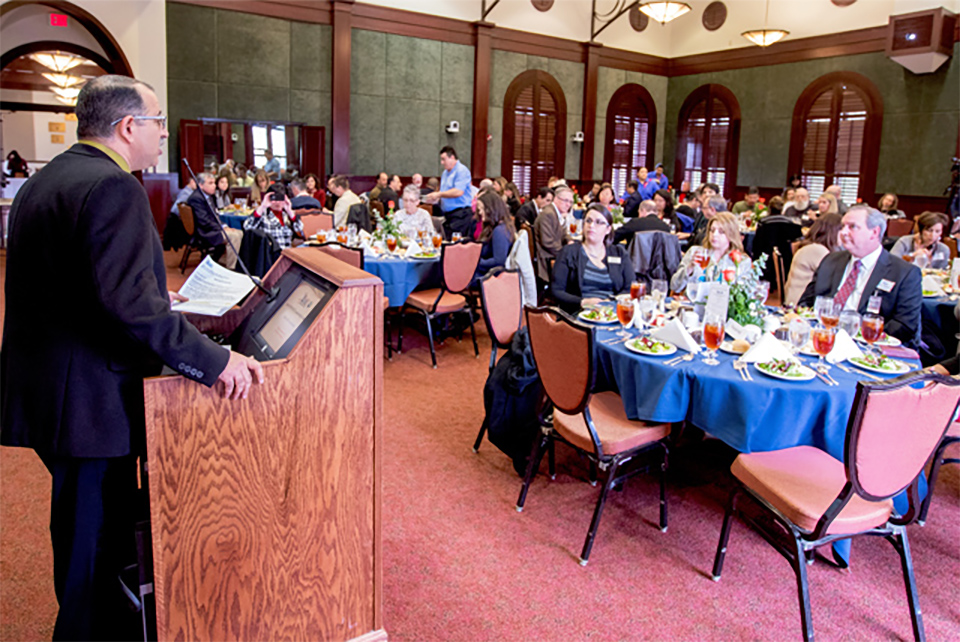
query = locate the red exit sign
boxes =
[49,13,68,27]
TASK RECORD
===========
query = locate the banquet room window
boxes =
[674,84,740,198]
[788,72,883,204]
[502,70,567,197]
[604,84,657,196]
[252,124,287,169]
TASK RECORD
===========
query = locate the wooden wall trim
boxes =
[597,47,669,76]
[331,0,352,174]
[352,3,474,45]
[472,22,494,178]
[667,26,888,77]
[580,43,601,183]
[490,27,583,63]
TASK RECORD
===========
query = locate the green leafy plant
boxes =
[372,207,401,242]
[726,251,768,327]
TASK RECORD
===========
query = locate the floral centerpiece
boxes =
[610,203,625,225]
[724,250,768,327]
[371,201,401,242]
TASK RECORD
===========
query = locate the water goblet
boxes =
[788,317,811,355]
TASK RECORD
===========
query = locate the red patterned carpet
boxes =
[1,249,958,641]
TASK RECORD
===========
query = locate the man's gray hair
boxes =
[290,178,306,191]
[76,75,154,139]
[554,186,573,200]
[706,195,727,212]
[402,184,421,201]
[850,204,887,238]
[197,172,215,185]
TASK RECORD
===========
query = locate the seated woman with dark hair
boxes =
[475,191,516,280]
[890,211,950,269]
[551,204,634,313]
[214,174,233,210]
[655,188,691,233]
[878,192,905,219]
[503,181,522,216]
[783,213,842,307]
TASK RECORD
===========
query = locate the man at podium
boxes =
[0,75,264,641]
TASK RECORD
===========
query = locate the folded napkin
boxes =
[404,240,424,257]
[922,274,945,295]
[652,318,700,353]
[742,324,762,344]
[359,239,378,258]
[881,345,920,361]
[826,328,864,364]
[725,319,746,341]
[358,229,372,242]
[763,315,782,333]
[741,332,794,363]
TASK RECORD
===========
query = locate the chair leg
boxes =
[472,419,487,453]
[516,433,549,512]
[547,440,556,480]
[918,437,954,525]
[791,536,815,642]
[579,459,620,566]
[588,461,598,487]
[888,526,926,642]
[384,310,393,361]
[396,306,406,354]
[711,487,740,581]
[467,308,479,358]
[659,442,669,532]
[423,312,438,368]
[180,245,192,274]
[488,346,498,371]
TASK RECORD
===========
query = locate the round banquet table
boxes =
[364,255,441,307]
[593,329,924,565]
[594,331,922,462]
[922,295,958,356]
[219,213,249,229]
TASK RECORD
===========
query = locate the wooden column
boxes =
[580,42,601,184]
[471,21,494,179]
[331,0,354,175]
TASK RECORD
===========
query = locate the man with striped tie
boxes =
[799,205,922,349]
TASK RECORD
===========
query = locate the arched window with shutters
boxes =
[603,84,657,196]
[788,72,883,204]
[674,84,741,198]
[502,70,567,197]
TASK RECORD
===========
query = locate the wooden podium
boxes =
[143,248,385,642]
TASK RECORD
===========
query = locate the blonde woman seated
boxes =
[670,212,753,300]
[783,213,842,307]
[396,184,436,239]
[802,192,838,226]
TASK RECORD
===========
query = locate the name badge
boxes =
[607,256,621,265]
[877,279,895,293]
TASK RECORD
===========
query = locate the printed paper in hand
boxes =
[171,256,257,317]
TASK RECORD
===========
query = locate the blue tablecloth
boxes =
[594,330,923,564]
[922,295,957,356]
[364,255,441,307]
[220,213,249,229]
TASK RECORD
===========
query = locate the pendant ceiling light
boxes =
[42,73,83,88]
[638,1,691,25]
[51,86,82,100]
[29,52,84,72]
[742,0,788,47]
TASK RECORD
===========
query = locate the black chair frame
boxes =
[517,306,669,565]
[917,430,960,525]
[472,268,523,452]
[712,371,960,642]
[396,240,480,368]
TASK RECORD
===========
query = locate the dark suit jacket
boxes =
[798,249,922,348]
[622,191,643,218]
[186,189,226,247]
[1,144,229,458]
[290,194,322,210]
[551,243,634,313]
[614,214,671,244]
[516,201,539,228]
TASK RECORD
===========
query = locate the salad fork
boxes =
[666,353,695,367]
[816,365,839,386]
[735,358,754,381]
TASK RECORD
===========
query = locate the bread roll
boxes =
[731,339,750,354]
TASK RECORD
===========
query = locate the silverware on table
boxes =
[817,365,839,386]
[835,362,884,381]
[666,353,696,367]
[735,358,754,381]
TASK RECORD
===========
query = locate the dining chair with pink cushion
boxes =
[472,268,523,453]
[517,306,671,565]
[917,419,960,525]
[397,240,482,368]
[711,370,960,642]
[299,211,334,238]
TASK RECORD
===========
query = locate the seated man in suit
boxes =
[799,205,922,348]
[289,178,321,210]
[377,174,402,209]
[622,180,643,218]
[533,186,572,282]
[517,186,554,228]
[614,199,671,244]
[186,172,231,262]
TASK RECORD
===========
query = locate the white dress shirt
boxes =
[838,245,883,311]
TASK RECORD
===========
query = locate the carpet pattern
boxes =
[1,249,958,641]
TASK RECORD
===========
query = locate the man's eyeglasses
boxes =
[110,115,167,128]
[556,197,574,204]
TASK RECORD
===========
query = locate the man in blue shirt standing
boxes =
[263,149,282,179]
[426,146,474,239]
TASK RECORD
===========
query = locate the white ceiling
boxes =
[365,0,958,58]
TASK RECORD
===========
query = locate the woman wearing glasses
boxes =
[551,204,634,313]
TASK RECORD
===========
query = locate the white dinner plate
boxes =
[625,338,677,357]
[578,308,620,324]
[853,331,902,347]
[848,356,911,375]
[753,362,816,382]
[719,340,748,355]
